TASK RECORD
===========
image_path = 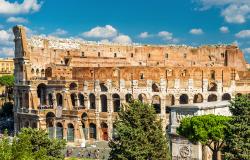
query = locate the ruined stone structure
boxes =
[12,26,250,145]
[169,101,231,160]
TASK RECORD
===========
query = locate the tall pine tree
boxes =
[224,95,250,160]
[108,100,170,160]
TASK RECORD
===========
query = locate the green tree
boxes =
[0,130,12,160]
[12,128,66,160]
[0,75,14,87]
[0,75,14,102]
[108,100,170,160]
[0,128,66,160]
[224,95,250,160]
[177,114,230,160]
[0,102,13,117]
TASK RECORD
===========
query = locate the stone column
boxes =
[108,114,113,140]
[52,92,57,108]
[96,116,100,141]
[96,94,100,112]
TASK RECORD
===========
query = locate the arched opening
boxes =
[56,93,63,107]
[37,84,46,105]
[56,122,63,139]
[31,68,35,74]
[78,93,84,107]
[89,93,96,109]
[138,93,147,103]
[32,122,37,129]
[152,83,160,92]
[24,121,29,128]
[100,94,107,112]
[210,70,216,80]
[36,69,39,76]
[89,123,96,139]
[101,122,108,141]
[193,94,203,103]
[41,69,45,77]
[100,83,108,92]
[125,93,133,103]
[45,67,52,77]
[67,123,74,142]
[71,93,77,107]
[222,93,231,101]
[112,94,120,112]
[69,82,77,90]
[152,95,161,114]
[46,112,55,139]
[48,93,53,106]
[208,82,217,91]
[208,94,217,102]
[179,94,189,104]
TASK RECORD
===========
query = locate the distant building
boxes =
[0,58,14,76]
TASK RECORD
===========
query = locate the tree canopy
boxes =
[0,128,66,160]
[108,100,170,160]
[224,95,250,160]
[0,75,14,87]
[177,114,230,160]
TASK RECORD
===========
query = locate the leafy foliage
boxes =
[108,100,170,160]
[224,95,250,160]
[0,128,66,160]
[0,75,14,87]
[0,131,12,160]
[177,114,230,160]
[0,102,13,117]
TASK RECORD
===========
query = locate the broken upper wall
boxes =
[13,26,247,71]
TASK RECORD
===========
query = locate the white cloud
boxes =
[0,0,42,15]
[196,1,250,24]
[220,26,229,33]
[138,32,151,38]
[82,25,118,38]
[243,48,250,54]
[235,30,250,38]
[7,17,28,23]
[221,4,250,24]
[189,28,204,35]
[50,28,68,37]
[0,29,13,45]
[0,47,14,57]
[112,34,132,44]
[158,31,179,43]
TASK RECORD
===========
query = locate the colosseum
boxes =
[12,26,250,145]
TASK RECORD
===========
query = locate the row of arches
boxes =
[46,112,109,141]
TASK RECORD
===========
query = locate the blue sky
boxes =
[0,0,250,63]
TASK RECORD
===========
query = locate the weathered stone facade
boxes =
[12,26,250,145]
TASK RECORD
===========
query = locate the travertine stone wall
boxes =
[12,25,250,145]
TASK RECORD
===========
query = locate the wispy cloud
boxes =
[82,25,118,38]
[50,28,68,37]
[189,28,204,35]
[6,17,28,23]
[195,0,250,24]
[0,0,43,15]
[158,31,179,43]
[81,25,132,44]
[235,30,250,38]
[219,26,229,33]
[138,32,152,39]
